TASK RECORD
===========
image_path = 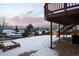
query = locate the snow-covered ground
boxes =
[0,35,59,56]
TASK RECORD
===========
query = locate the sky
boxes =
[0,3,50,27]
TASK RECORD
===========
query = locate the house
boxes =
[3,29,23,39]
[3,30,16,36]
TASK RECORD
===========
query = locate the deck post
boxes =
[50,22,53,48]
[59,24,60,43]
[64,3,67,15]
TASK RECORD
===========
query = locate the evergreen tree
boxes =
[0,24,3,34]
[22,24,34,37]
[15,26,19,33]
[26,24,34,34]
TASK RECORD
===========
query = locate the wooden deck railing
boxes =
[44,3,79,20]
[45,3,79,12]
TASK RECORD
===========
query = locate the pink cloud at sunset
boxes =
[6,17,50,27]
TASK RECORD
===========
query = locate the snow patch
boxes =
[0,35,58,56]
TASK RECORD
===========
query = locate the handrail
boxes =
[44,3,79,14]
[57,24,75,36]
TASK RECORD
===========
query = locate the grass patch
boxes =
[54,38,79,56]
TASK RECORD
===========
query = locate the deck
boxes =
[44,3,79,25]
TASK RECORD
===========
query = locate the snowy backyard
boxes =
[0,35,59,56]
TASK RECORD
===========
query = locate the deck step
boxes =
[57,24,75,37]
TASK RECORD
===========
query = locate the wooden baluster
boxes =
[55,3,57,10]
[57,3,58,10]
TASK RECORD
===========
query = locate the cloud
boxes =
[0,3,46,27]
[6,16,49,27]
[0,3,44,18]
[20,9,44,18]
[24,10,34,16]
